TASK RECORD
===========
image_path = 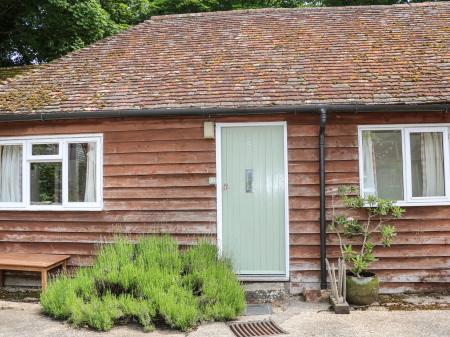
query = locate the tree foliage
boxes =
[0,1,122,66]
[0,0,437,66]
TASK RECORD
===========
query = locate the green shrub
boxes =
[330,186,404,277]
[116,294,156,332]
[157,285,200,331]
[41,275,78,319]
[78,293,122,331]
[183,242,245,321]
[41,236,245,332]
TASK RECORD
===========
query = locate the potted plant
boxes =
[329,186,405,306]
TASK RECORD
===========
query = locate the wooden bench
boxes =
[0,253,70,291]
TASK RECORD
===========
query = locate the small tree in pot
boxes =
[329,186,405,305]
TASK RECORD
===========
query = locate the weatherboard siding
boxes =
[0,112,449,293]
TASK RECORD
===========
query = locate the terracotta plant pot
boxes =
[346,271,379,306]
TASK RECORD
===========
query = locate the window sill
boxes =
[0,205,103,211]
[395,201,450,207]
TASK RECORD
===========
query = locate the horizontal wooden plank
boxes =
[0,232,213,245]
[287,125,319,137]
[288,184,355,197]
[105,199,215,211]
[0,242,98,255]
[325,124,358,137]
[104,151,215,165]
[106,127,204,142]
[288,173,357,185]
[104,163,215,176]
[0,221,216,234]
[288,136,357,149]
[0,211,216,222]
[333,206,450,221]
[291,245,450,258]
[376,269,450,283]
[0,117,205,136]
[290,257,450,271]
[105,140,214,154]
[288,148,358,161]
[289,209,320,221]
[0,239,210,256]
[288,161,358,173]
[104,187,215,199]
[290,232,450,245]
[104,175,211,188]
[290,219,450,234]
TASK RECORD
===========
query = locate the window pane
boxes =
[362,130,403,200]
[32,143,59,156]
[410,132,445,197]
[68,143,97,202]
[30,162,62,205]
[0,145,22,202]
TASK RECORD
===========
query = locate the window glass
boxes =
[32,143,59,156]
[0,145,22,202]
[362,130,403,200]
[30,162,62,205]
[68,143,97,202]
[410,132,445,197]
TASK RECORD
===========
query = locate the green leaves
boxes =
[333,215,364,237]
[330,185,404,276]
[41,236,245,332]
[0,0,122,66]
[380,224,396,247]
[341,242,376,277]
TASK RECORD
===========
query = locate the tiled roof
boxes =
[0,65,36,83]
[0,2,449,115]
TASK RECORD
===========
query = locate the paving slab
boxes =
[0,298,449,337]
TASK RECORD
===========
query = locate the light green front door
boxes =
[220,124,287,277]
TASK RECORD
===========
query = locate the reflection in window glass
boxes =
[32,143,59,156]
[69,143,96,202]
[30,162,62,205]
[362,130,403,200]
[410,132,445,197]
[0,145,22,202]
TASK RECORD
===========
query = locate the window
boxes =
[359,125,450,205]
[0,134,102,210]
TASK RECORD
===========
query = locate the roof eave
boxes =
[0,103,449,122]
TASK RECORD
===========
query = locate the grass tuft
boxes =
[41,236,244,332]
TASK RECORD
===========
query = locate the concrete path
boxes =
[0,299,449,337]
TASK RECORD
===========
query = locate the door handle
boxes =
[245,169,253,193]
[223,183,229,191]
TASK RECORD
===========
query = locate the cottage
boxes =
[0,2,448,297]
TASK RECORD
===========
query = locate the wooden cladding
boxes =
[0,111,449,293]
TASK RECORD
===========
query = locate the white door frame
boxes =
[215,121,290,281]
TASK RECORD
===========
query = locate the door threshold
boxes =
[238,276,289,282]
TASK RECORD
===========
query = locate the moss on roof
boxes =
[0,65,36,82]
[0,2,449,115]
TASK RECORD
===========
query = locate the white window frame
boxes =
[0,134,103,211]
[29,141,61,160]
[358,124,450,206]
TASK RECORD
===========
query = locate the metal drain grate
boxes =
[228,319,287,337]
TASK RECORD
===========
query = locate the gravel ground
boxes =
[0,298,449,337]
